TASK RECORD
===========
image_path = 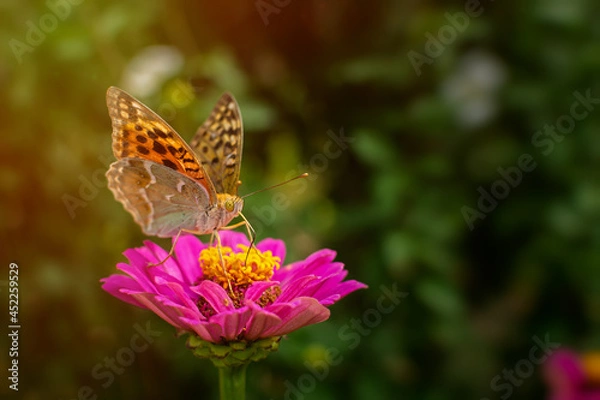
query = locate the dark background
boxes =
[1,0,599,399]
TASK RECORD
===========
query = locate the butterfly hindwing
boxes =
[106,86,217,203]
[106,158,215,238]
[189,93,243,195]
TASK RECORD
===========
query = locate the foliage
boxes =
[2,0,599,399]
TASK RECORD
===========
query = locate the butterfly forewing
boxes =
[106,87,245,238]
[107,158,214,238]
[189,93,243,195]
[106,86,217,202]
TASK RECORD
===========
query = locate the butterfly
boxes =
[105,86,246,238]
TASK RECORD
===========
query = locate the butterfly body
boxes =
[105,87,244,238]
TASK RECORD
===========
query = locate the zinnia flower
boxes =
[101,231,366,366]
[543,349,600,400]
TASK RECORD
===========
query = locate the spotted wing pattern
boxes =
[189,93,243,195]
[106,86,217,202]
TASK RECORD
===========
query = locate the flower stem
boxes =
[218,364,247,400]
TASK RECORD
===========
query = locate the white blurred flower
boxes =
[120,46,184,97]
[442,50,507,129]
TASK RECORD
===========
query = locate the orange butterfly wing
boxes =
[189,93,243,196]
[106,86,217,203]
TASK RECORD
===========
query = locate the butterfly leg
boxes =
[147,230,183,267]
[219,221,247,230]
[179,229,233,296]
[220,214,256,247]
[209,229,218,247]
[219,218,255,266]
[226,212,258,267]
[212,230,235,297]
[238,212,257,266]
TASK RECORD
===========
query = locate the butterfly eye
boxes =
[225,198,235,212]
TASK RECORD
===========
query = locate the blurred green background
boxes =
[1,0,600,399]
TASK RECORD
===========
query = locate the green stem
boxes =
[218,364,247,400]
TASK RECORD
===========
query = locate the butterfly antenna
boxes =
[241,173,308,199]
[148,230,182,267]
[238,212,256,245]
[238,173,308,265]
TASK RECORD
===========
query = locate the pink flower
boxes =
[101,231,367,343]
[543,350,600,400]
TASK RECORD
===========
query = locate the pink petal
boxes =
[276,275,320,303]
[122,247,152,267]
[218,230,250,248]
[209,307,254,341]
[245,281,280,302]
[103,235,366,342]
[243,301,282,340]
[317,280,368,305]
[180,317,217,342]
[256,238,286,263]
[158,279,201,312]
[191,280,235,313]
[101,275,145,308]
[544,350,586,390]
[128,292,187,329]
[114,262,157,293]
[263,297,330,337]
[273,249,336,284]
[172,234,205,284]
[141,240,184,281]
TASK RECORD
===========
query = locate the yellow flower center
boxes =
[199,245,281,289]
[582,352,600,384]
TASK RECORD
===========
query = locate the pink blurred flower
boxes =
[544,350,600,400]
[101,231,366,343]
